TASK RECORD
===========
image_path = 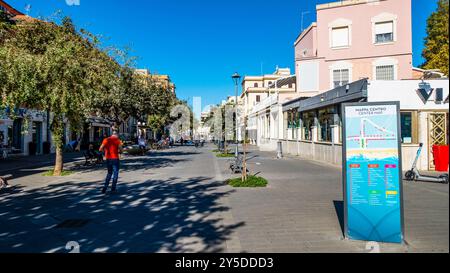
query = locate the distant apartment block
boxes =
[135,69,176,94]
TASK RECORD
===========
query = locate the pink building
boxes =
[295,0,412,96]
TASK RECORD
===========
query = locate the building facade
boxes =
[295,0,413,97]
[240,67,297,144]
[281,78,449,171]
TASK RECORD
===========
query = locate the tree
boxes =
[422,0,449,76]
[0,17,117,175]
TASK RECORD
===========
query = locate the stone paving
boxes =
[0,144,448,253]
[219,146,449,253]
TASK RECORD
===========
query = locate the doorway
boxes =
[12,118,23,151]
[428,113,448,170]
[32,121,43,154]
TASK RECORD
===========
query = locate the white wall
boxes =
[368,80,449,110]
[298,61,320,93]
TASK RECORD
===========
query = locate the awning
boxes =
[87,117,112,127]
[268,76,296,88]
[282,78,368,112]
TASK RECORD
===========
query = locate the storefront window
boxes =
[287,110,297,129]
[318,107,335,142]
[400,112,413,144]
[302,111,315,141]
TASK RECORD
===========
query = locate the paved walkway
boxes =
[219,145,449,253]
[0,152,84,177]
[0,144,448,253]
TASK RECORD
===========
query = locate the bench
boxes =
[0,174,12,189]
[229,155,249,174]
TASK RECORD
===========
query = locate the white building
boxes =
[239,67,298,144]
[281,79,449,171]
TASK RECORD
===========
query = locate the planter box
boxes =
[432,145,449,172]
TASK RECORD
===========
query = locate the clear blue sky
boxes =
[8,0,438,109]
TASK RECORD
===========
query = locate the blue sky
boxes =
[8,0,438,109]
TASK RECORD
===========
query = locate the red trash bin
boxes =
[432,145,449,172]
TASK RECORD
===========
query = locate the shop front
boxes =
[281,79,449,171]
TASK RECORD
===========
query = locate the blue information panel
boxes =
[342,102,404,244]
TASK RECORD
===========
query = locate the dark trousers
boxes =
[104,159,120,190]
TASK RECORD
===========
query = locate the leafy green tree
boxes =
[0,17,117,175]
[422,0,449,76]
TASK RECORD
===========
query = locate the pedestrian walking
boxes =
[99,130,123,194]
[138,135,147,155]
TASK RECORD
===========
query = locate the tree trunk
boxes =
[54,145,63,176]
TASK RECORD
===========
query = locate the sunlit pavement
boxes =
[0,144,448,253]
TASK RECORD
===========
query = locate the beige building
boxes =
[239,67,297,144]
[135,69,176,94]
[240,67,296,118]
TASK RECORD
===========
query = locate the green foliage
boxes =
[227,176,268,187]
[42,170,75,176]
[0,17,116,149]
[215,152,235,158]
[422,0,449,76]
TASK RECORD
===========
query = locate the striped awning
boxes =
[268,76,296,88]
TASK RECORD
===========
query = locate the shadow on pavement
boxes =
[0,176,244,253]
[333,200,345,237]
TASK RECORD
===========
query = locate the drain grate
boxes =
[55,219,91,229]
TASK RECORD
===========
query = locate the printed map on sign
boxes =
[344,104,403,244]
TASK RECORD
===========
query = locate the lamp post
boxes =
[232,72,241,157]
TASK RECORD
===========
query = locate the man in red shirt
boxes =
[99,130,123,194]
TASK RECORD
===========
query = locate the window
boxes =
[376,65,394,80]
[400,112,413,144]
[254,83,259,88]
[318,107,335,142]
[256,95,261,103]
[333,69,349,88]
[0,130,4,145]
[375,21,394,44]
[287,110,300,140]
[302,111,315,141]
[331,26,349,48]
[288,83,293,88]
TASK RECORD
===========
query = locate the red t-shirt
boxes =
[101,136,122,160]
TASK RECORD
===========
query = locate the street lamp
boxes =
[232,72,241,157]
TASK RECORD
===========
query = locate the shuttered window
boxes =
[333,69,349,88]
[375,21,394,43]
[331,27,349,48]
[376,65,395,80]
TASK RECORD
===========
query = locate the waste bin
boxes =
[28,142,37,156]
[43,142,51,154]
[432,145,449,172]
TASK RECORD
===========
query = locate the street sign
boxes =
[342,102,404,244]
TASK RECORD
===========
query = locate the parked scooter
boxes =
[405,143,449,184]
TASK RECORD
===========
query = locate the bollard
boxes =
[277,141,283,159]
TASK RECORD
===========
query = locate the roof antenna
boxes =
[301,11,310,32]
[24,4,32,16]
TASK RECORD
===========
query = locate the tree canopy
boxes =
[422,0,449,76]
[0,15,178,175]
